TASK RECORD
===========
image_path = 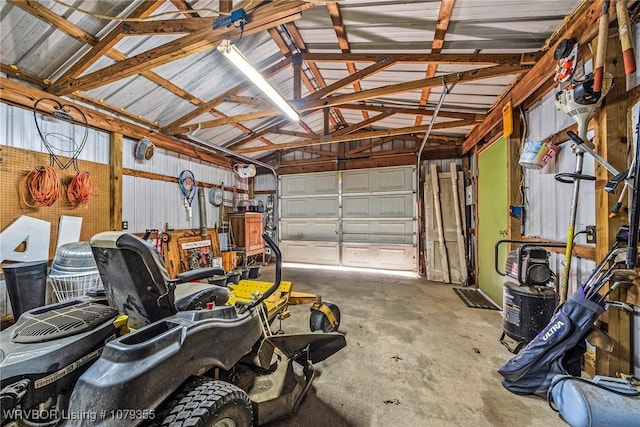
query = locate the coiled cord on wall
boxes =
[67,172,98,207]
[20,166,61,207]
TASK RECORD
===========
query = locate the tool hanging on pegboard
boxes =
[179,170,197,222]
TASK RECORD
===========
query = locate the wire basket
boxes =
[49,272,103,302]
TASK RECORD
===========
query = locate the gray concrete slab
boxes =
[257,264,565,427]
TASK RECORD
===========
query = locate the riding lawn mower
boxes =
[0,232,346,426]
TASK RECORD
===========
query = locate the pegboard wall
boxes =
[1,145,111,262]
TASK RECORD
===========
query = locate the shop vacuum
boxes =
[495,241,565,353]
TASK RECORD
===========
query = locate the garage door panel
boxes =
[281,172,337,196]
[280,167,416,271]
[280,220,337,241]
[280,241,339,265]
[281,197,338,218]
[343,194,413,218]
[342,244,415,270]
[342,220,414,244]
[343,167,414,193]
[378,246,415,270]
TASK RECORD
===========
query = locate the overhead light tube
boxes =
[217,39,300,122]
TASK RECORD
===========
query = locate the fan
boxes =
[208,186,224,207]
[134,137,155,161]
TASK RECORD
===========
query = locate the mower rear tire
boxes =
[154,377,253,427]
[310,301,341,332]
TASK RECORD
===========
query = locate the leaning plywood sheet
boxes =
[424,169,467,284]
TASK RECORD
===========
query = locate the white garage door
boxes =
[279,166,416,271]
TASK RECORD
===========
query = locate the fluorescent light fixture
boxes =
[217,39,299,122]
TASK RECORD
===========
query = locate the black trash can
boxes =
[3,260,48,319]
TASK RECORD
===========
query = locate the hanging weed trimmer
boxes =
[555,73,612,302]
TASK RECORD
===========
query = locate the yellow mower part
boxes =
[311,302,337,327]
[288,291,319,305]
[227,279,292,319]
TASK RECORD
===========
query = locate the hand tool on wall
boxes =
[593,0,610,93]
[616,0,636,75]
[555,74,612,302]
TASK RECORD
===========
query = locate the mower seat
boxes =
[174,282,229,311]
[90,231,228,329]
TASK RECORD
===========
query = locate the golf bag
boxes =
[498,286,605,397]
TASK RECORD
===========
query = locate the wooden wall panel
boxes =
[1,146,110,262]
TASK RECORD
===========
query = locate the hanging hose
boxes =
[67,172,99,207]
[20,166,61,207]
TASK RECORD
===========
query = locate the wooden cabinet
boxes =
[229,212,264,257]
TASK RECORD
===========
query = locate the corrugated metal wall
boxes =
[121,137,246,236]
[0,103,110,163]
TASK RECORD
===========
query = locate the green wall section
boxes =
[478,137,508,306]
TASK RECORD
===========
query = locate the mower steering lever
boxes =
[240,233,282,313]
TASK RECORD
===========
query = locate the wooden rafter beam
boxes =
[170,0,199,17]
[301,52,542,65]
[331,111,395,137]
[163,56,291,130]
[50,2,311,96]
[1,63,45,87]
[347,147,418,158]
[299,64,525,112]
[272,24,343,128]
[3,64,176,134]
[272,129,316,139]
[51,1,163,85]
[267,26,333,129]
[10,2,224,131]
[346,136,403,156]
[345,134,460,157]
[225,129,271,150]
[210,110,274,146]
[416,0,454,126]
[283,147,338,158]
[462,0,610,153]
[69,93,159,130]
[306,57,396,101]
[167,109,281,134]
[326,2,368,122]
[119,17,212,35]
[219,0,233,14]
[161,1,279,148]
[335,103,485,121]
[11,0,95,45]
[272,147,462,174]
[236,120,474,154]
[224,119,317,151]
[223,95,272,106]
[413,134,465,145]
[0,77,230,168]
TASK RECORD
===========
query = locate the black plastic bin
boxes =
[3,260,48,319]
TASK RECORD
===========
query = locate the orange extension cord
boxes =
[67,171,99,207]
[20,166,61,207]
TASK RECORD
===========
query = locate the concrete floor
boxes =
[257,264,566,427]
